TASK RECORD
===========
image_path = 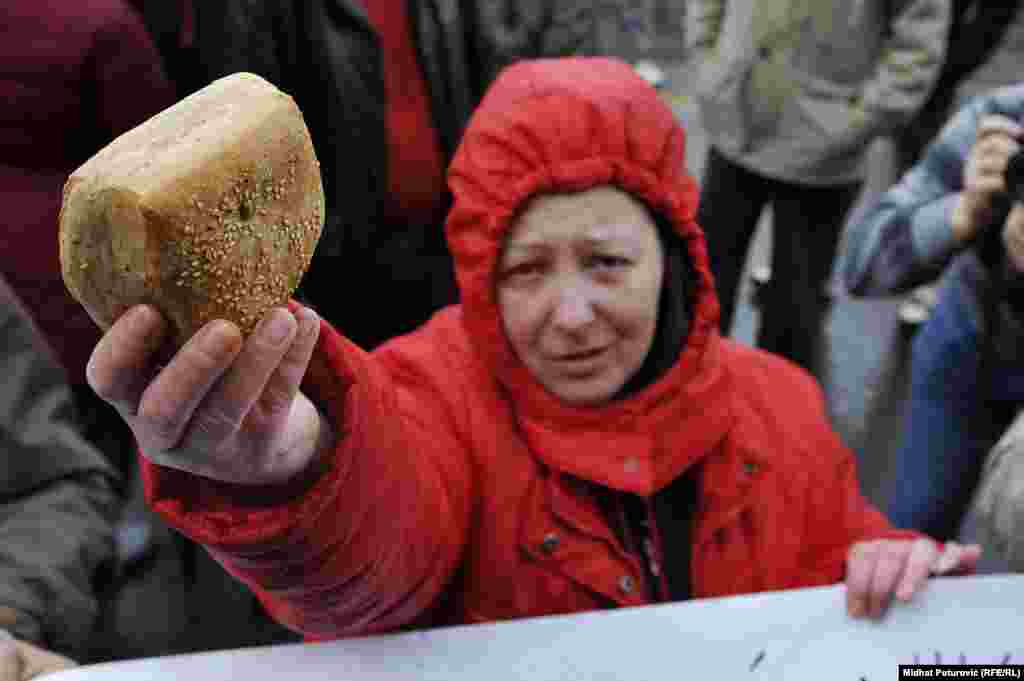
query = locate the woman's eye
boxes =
[502,263,543,280]
[588,255,630,270]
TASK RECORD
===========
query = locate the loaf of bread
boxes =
[59,72,325,348]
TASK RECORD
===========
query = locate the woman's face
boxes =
[497,187,665,407]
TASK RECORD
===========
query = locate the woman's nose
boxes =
[550,280,597,331]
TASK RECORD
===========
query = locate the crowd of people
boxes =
[3,0,1024,677]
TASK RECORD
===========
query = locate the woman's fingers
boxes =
[931,542,983,576]
[86,305,169,417]
[848,540,934,618]
[848,540,983,620]
[865,542,906,618]
[180,308,298,451]
[135,318,243,454]
[845,541,877,617]
[252,306,320,422]
[87,304,324,484]
[894,538,938,602]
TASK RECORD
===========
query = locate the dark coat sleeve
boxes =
[0,281,120,657]
[471,0,598,86]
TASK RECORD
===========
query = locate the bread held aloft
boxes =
[59,72,325,348]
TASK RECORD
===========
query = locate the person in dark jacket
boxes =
[0,277,121,679]
[189,0,598,351]
[86,58,979,643]
[1,0,178,481]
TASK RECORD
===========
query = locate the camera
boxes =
[1005,148,1024,204]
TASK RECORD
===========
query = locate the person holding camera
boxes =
[844,84,1024,542]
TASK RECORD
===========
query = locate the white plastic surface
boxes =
[50,574,1024,680]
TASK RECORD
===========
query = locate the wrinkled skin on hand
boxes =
[86,304,332,486]
[845,538,982,619]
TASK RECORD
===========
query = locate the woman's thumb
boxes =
[0,632,22,681]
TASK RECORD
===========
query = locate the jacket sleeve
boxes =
[141,318,476,639]
[968,406,1024,572]
[0,283,120,657]
[842,92,990,296]
[685,0,725,58]
[855,0,952,135]
[797,386,921,584]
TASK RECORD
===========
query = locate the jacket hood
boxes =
[445,57,732,495]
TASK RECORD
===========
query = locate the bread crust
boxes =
[59,73,325,347]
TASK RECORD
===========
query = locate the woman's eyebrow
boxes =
[503,242,547,255]
[581,234,622,247]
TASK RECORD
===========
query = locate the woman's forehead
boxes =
[504,187,657,250]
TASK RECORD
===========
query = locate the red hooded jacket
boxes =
[141,58,916,639]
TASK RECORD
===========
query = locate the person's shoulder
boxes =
[717,341,846,479]
[718,339,830,431]
[373,306,485,385]
[376,306,473,356]
[719,339,822,397]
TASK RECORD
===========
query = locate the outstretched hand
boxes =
[845,538,982,619]
[87,304,332,486]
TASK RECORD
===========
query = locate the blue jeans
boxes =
[885,265,1024,540]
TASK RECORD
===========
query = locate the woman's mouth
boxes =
[550,347,609,377]
[556,347,606,362]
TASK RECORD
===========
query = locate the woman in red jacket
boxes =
[86,58,979,640]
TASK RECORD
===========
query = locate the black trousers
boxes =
[697,147,862,372]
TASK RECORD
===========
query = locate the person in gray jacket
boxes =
[0,276,121,678]
[969,406,1024,572]
[843,84,1024,541]
[687,0,951,371]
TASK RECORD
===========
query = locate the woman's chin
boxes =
[546,373,624,407]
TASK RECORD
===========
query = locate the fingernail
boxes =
[200,320,240,358]
[848,599,863,617]
[260,308,295,345]
[298,307,320,338]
